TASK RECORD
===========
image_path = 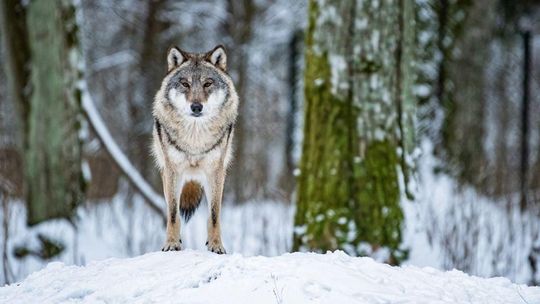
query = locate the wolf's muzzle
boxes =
[191,102,203,116]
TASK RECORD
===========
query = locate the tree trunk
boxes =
[520,30,531,211]
[1,0,84,225]
[0,0,31,149]
[279,30,303,199]
[293,0,415,264]
[225,0,256,203]
[131,0,170,182]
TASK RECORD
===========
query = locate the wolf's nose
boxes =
[191,102,203,114]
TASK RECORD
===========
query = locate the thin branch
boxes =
[517,285,530,304]
[81,92,166,224]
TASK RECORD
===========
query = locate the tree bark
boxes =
[520,31,531,211]
[293,0,415,264]
[131,0,170,181]
[1,0,84,225]
[0,0,31,149]
[225,0,256,203]
[279,31,303,199]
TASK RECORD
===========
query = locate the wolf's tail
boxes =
[179,181,203,222]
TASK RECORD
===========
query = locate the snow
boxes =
[0,196,293,284]
[329,54,348,94]
[402,141,540,283]
[1,250,538,304]
[3,139,538,286]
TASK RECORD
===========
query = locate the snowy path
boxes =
[1,251,538,304]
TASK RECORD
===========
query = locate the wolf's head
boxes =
[161,45,234,121]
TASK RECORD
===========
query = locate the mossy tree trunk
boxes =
[0,0,84,225]
[293,0,415,264]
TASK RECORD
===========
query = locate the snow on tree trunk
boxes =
[294,0,415,263]
[24,0,84,225]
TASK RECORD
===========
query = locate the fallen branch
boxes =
[81,92,166,223]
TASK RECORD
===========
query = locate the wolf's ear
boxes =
[206,45,227,71]
[167,46,188,71]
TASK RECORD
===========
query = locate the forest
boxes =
[0,0,539,299]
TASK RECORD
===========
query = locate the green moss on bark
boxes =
[354,140,406,263]
[294,0,355,251]
[294,0,414,264]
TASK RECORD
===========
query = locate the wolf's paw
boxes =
[206,240,226,254]
[161,240,182,251]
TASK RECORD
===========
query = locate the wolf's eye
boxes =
[204,79,213,88]
[179,79,190,88]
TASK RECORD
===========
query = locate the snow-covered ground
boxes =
[1,142,538,290]
[0,193,293,284]
[1,250,539,304]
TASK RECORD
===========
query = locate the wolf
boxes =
[152,45,238,254]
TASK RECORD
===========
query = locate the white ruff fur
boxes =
[168,88,226,125]
[152,87,228,167]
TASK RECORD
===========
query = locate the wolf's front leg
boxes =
[161,167,182,251]
[206,168,226,254]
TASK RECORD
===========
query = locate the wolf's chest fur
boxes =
[156,116,231,169]
[165,136,223,169]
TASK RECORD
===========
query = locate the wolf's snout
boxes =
[191,102,203,116]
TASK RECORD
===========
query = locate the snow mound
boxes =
[1,250,538,304]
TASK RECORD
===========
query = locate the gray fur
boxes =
[152,45,238,254]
